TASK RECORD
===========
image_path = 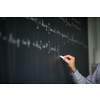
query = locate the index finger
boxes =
[63,54,73,59]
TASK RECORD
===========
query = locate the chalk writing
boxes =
[8,33,20,48]
[8,34,16,44]
[72,18,81,25]
[23,17,87,48]
[0,29,87,49]
[59,17,81,31]
[0,32,61,54]
[32,40,59,53]
[22,39,31,48]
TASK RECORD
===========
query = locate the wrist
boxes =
[70,66,77,73]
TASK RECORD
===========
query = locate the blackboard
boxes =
[0,17,89,84]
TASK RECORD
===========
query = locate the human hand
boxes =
[63,55,77,73]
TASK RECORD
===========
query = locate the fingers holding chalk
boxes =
[59,55,64,59]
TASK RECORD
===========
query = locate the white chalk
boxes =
[59,55,64,59]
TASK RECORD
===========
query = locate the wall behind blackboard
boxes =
[0,17,89,84]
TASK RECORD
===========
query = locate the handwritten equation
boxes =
[23,17,87,48]
[0,32,61,54]
[59,17,81,31]
[0,17,87,49]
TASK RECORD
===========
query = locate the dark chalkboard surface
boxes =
[0,17,89,84]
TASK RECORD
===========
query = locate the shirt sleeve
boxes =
[71,64,100,84]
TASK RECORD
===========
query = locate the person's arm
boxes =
[62,55,99,84]
[70,69,98,84]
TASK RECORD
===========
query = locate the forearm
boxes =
[69,66,77,73]
[71,70,94,84]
